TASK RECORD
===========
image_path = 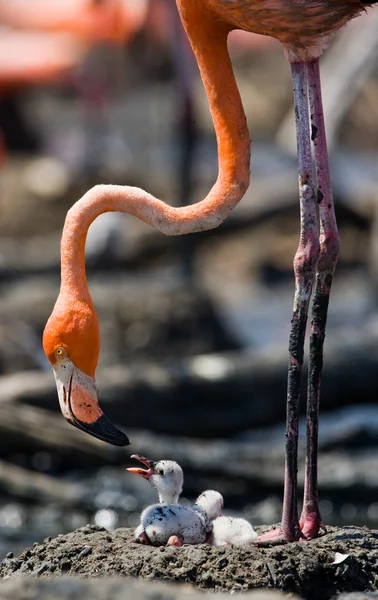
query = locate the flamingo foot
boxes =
[167,535,184,547]
[300,511,327,541]
[256,526,301,546]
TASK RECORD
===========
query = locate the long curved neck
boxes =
[61,1,250,294]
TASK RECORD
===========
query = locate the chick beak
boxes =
[126,454,154,479]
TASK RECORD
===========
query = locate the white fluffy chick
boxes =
[196,489,257,547]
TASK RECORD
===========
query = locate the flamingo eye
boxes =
[157,468,164,476]
[55,346,67,358]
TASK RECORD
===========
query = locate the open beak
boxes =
[126,454,154,478]
[54,363,129,447]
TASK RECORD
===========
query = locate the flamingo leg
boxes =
[300,58,339,540]
[258,61,320,545]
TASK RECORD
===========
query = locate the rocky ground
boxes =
[0,524,377,600]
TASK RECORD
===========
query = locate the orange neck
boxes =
[176,0,250,194]
[61,1,250,297]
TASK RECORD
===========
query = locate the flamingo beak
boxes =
[53,361,129,447]
[126,454,155,478]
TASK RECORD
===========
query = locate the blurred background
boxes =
[0,0,378,556]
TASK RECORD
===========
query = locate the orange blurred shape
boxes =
[0,30,86,91]
[0,0,148,45]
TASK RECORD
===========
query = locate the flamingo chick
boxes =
[127,455,212,547]
[212,516,257,547]
[196,490,257,547]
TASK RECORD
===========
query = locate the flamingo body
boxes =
[204,0,368,56]
[177,0,374,61]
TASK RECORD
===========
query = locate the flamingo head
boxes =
[43,297,129,446]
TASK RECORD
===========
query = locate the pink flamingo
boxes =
[43,0,378,545]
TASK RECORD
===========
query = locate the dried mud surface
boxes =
[0,525,377,600]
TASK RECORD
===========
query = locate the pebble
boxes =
[78,546,92,560]
[217,558,228,570]
[35,562,51,576]
[6,553,13,559]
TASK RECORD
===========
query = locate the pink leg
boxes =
[168,535,184,547]
[258,61,320,545]
[299,59,339,540]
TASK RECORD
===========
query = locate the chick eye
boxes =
[157,469,164,476]
[55,347,66,358]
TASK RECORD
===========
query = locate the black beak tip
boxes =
[93,414,130,446]
[68,414,130,447]
[106,428,130,447]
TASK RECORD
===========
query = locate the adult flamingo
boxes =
[43,1,377,544]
